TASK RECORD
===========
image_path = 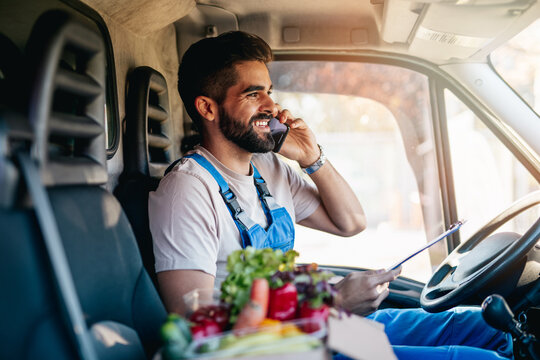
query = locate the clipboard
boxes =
[387,220,466,271]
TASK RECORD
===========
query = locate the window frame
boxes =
[487,17,540,119]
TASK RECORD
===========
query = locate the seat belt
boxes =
[17,152,97,360]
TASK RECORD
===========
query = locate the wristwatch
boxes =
[301,144,327,174]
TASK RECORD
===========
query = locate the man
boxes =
[149,31,512,359]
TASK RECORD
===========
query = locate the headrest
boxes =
[26,10,107,187]
[124,66,173,179]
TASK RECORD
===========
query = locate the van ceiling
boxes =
[81,0,539,63]
[80,0,195,35]
[193,0,539,62]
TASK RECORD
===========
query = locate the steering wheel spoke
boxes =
[424,274,459,300]
[445,248,469,268]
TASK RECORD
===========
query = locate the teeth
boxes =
[254,120,269,126]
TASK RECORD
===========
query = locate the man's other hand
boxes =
[333,267,401,316]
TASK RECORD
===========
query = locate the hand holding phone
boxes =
[269,117,289,152]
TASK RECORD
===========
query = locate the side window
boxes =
[270,61,442,282]
[445,90,540,240]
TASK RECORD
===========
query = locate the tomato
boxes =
[190,318,221,340]
[190,324,206,341]
[208,305,229,330]
[200,318,221,336]
[189,304,230,331]
[189,309,208,324]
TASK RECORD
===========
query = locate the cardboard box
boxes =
[327,313,396,360]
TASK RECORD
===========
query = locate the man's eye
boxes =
[247,93,258,98]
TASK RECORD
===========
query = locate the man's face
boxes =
[218,61,277,153]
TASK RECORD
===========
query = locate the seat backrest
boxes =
[25,10,167,359]
[115,66,174,288]
[0,31,83,360]
[0,114,83,360]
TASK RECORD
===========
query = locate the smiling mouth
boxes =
[253,119,270,129]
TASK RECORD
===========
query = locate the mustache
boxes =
[250,113,272,123]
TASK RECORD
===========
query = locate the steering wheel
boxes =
[420,191,540,313]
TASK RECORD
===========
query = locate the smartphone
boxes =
[269,117,289,152]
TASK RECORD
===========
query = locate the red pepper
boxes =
[267,282,298,321]
[299,301,330,333]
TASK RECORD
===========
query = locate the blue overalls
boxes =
[165,153,295,252]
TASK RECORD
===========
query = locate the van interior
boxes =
[0,0,539,359]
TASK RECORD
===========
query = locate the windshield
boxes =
[269,61,442,282]
[491,18,540,116]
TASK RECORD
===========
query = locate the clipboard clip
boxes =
[449,219,467,231]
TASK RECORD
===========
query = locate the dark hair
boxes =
[178,31,273,131]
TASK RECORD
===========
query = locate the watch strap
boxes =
[301,144,326,174]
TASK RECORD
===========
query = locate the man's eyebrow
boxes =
[241,84,273,93]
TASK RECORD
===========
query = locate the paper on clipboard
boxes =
[387,220,466,271]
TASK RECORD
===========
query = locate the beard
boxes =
[218,107,275,153]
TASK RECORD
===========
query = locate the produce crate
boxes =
[156,312,397,360]
[182,317,328,359]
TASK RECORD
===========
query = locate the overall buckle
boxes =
[221,190,243,220]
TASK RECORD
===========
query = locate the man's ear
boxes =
[194,96,218,122]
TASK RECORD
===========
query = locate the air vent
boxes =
[125,66,172,178]
[26,10,107,186]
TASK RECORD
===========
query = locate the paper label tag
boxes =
[416,26,492,48]
[327,314,397,360]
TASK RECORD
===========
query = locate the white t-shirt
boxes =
[148,146,320,288]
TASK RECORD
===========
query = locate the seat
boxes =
[115,66,174,289]
[0,163,82,360]
[0,32,82,360]
[25,10,167,359]
[0,113,82,360]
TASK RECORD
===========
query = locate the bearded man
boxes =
[149,31,512,360]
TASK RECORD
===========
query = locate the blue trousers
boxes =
[335,307,513,360]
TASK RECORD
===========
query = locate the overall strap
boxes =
[164,158,182,176]
[252,164,282,213]
[184,154,258,247]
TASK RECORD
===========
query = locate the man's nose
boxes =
[260,94,278,117]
